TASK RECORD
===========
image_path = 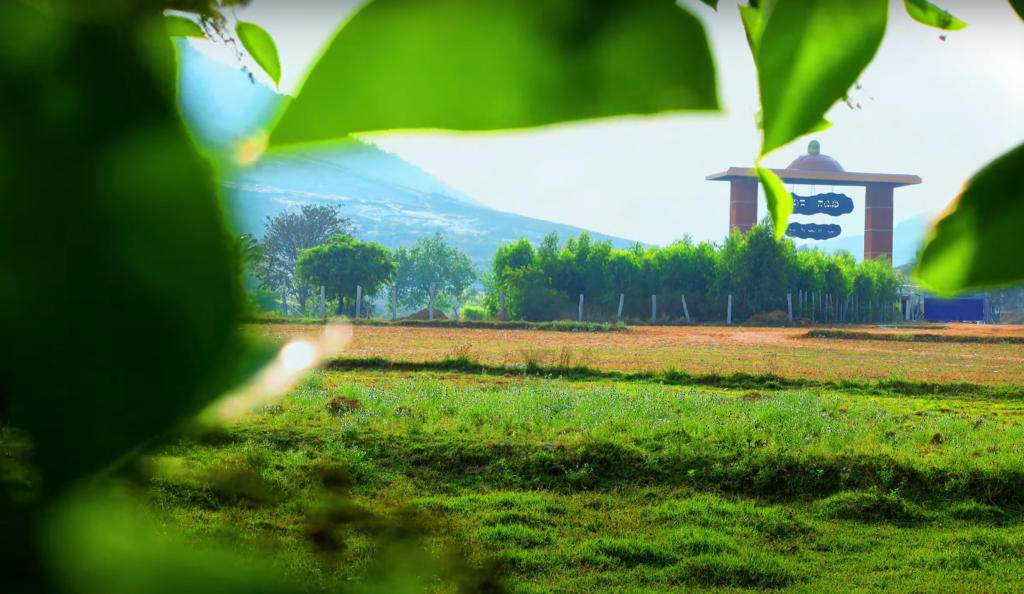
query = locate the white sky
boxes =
[193,0,1024,246]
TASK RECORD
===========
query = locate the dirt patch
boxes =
[743,310,790,327]
[246,323,1024,386]
[326,397,362,414]
[400,308,449,321]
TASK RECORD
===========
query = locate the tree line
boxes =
[486,219,904,323]
[245,205,477,317]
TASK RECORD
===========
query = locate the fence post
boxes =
[811,292,815,322]
[320,286,326,319]
[681,295,691,324]
[578,294,584,322]
[787,294,793,324]
[798,290,803,317]
[727,295,732,325]
[652,294,657,324]
[429,288,435,321]
[617,293,625,319]
[355,285,362,319]
[392,287,398,321]
[499,291,506,321]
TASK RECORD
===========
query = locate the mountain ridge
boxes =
[175,41,642,264]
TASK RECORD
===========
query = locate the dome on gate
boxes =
[787,140,845,172]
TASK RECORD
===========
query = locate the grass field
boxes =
[143,320,1024,593]
[248,324,1024,386]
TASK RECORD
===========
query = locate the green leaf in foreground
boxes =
[270,0,718,147]
[0,5,242,493]
[904,0,968,31]
[751,0,887,156]
[758,167,794,241]
[164,15,206,39]
[738,3,766,54]
[236,21,281,86]
[1010,0,1024,22]
[916,142,1024,293]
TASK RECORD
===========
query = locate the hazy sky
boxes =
[193,0,1024,247]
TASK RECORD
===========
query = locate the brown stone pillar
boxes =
[864,185,894,262]
[729,178,758,235]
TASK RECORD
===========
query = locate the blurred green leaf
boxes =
[1010,0,1024,22]
[810,118,833,133]
[0,4,242,494]
[699,0,718,9]
[270,0,718,147]
[750,0,887,156]
[904,0,968,31]
[738,3,765,54]
[43,492,301,594]
[236,21,281,87]
[758,167,794,241]
[916,142,1024,293]
[164,15,206,39]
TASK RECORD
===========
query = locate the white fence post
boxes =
[281,288,288,316]
[499,291,506,321]
[652,294,657,324]
[320,286,326,319]
[727,295,732,325]
[617,293,625,319]
[429,288,435,321]
[578,294,584,322]
[681,295,691,324]
[787,294,793,324]
[355,285,362,319]
[391,286,398,321]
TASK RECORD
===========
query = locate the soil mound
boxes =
[400,308,449,321]
[743,310,790,326]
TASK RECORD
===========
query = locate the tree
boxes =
[387,246,415,319]
[253,204,353,310]
[404,233,478,318]
[295,235,394,315]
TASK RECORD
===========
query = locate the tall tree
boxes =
[404,233,477,318]
[295,235,394,315]
[254,204,353,310]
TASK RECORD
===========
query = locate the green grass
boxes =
[242,315,627,332]
[807,330,1024,344]
[323,355,1024,400]
[141,372,1024,592]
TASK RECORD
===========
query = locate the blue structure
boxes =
[923,298,990,323]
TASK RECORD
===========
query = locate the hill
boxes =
[175,41,640,264]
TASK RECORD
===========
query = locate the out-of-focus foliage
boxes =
[0,0,241,495]
[268,0,718,146]
[295,235,395,314]
[1012,0,1024,22]
[758,168,794,241]
[236,20,280,86]
[488,226,901,323]
[916,143,1024,293]
[903,0,968,31]
[744,0,888,158]
[164,14,206,38]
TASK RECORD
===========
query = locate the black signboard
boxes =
[792,193,854,216]
[786,223,841,240]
